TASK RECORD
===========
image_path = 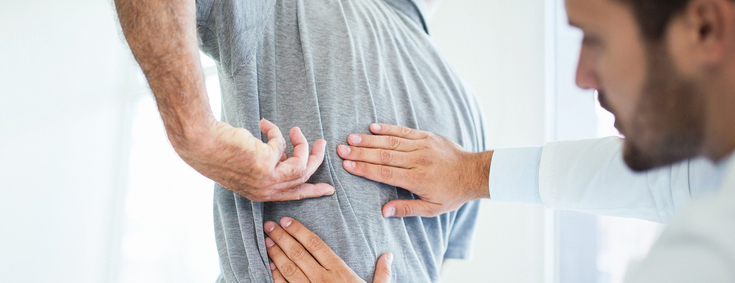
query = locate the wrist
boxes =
[166,114,218,153]
[463,150,493,200]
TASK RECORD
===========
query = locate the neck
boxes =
[702,71,735,162]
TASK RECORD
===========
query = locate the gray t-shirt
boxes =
[196,0,489,282]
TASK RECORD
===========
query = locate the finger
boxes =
[265,236,310,283]
[382,199,443,218]
[278,217,347,270]
[271,265,289,283]
[369,123,429,140]
[372,253,394,283]
[264,221,325,280]
[267,182,334,201]
[305,139,327,176]
[337,145,414,168]
[346,134,419,152]
[273,138,326,182]
[260,119,287,157]
[289,127,309,168]
[343,160,414,189]
[280,153,288,162]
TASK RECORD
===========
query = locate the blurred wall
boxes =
[430,0,549,282]
[0,1,139,282]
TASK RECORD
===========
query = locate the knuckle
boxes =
[379,150,392,164]
[387,137,401,150]
[253,163,271,177]
[379,266,392,278]
[290,223,302,234]
[380,166,393,180]
[273,230,285,242]
[291,193,305,201]
[356,147,367,158]
[399,202,415,216]
[401,126,412,136]
[289,246,307,260]
[305,236,324,251]
[280,263,299,277]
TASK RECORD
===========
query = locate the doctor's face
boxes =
[566,0,705,171]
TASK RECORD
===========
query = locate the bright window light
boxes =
[117,53,222,283]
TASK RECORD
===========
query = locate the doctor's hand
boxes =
[174,119,334,202]
[264,218,393,283]
[338,124,493,218]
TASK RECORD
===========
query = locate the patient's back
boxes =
[196,0,488,282]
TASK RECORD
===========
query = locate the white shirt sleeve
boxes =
[489,137,720,223]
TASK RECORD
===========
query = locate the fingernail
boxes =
[344,160,356,169]
[349,134,362,145]
[386,253,394,264]
[384,207,395,217]
[265,237,275,248]
[371,124,381,131]
[281,217,292,228]
[264,222,275,232]
[270,262,277,271]
[338,145,351,155]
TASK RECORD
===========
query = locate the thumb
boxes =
[372,253,393,283]
[382,199,441,218]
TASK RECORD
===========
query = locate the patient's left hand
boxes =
[264,217,393,283]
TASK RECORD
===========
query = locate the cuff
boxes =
[488,147,543,204]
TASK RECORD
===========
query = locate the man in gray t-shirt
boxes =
[116,0,487,282]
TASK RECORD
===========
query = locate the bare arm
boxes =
[114,0,334,201]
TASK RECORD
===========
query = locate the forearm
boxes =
[115,0,214,149]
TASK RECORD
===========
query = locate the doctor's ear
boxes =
[679,0,735,66]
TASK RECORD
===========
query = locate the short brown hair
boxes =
[618,0,692,40]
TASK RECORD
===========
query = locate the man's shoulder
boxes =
[623,177,735,283]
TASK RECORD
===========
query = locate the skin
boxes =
[264,218,393,283]
[113,0,334,202]
[268,0,735,279]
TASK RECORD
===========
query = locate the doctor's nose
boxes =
[575,46,600,90]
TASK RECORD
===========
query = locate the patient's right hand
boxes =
[173,119,334,202]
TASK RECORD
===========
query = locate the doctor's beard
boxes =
[619,44,705,172]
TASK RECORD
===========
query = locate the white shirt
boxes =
[625,153,735,282]
[489,137,721,223]
[488,137,734,282]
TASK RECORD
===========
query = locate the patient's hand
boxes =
[264,218,393,283]
[337,124,493,217]
[176,119,335,202]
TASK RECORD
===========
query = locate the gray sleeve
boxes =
[443,199,481,260]
[195,0,277,75]
[196,0,215,26]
